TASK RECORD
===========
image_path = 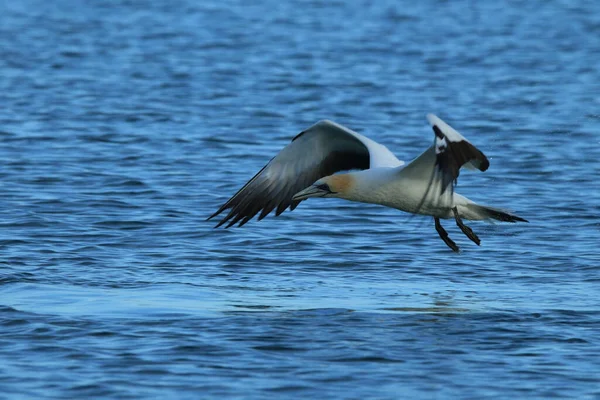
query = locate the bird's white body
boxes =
[333,167,476,219]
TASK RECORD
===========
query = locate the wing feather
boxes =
[399,114,490,213]
[209,120,371,227]
[427,114,489,196]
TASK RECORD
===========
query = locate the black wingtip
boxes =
[480,157,490,172]
[207,204,228,222]
[208,208,229,227]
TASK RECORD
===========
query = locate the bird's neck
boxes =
[339,168,398,205]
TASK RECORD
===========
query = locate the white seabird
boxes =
[209,114,527,252]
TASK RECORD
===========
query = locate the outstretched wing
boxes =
[208,120,373,228]
[427,114,489,194]
[399,114,489,210]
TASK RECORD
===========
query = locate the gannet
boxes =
[209,114,527,252]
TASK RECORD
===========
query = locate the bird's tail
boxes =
[463,203,528,223]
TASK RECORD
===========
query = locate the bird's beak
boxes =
[292,185,329,201]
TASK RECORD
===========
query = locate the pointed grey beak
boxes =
[292,185,330,201]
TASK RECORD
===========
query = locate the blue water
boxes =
[2,0,600,398]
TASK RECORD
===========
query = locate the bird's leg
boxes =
[452,207,480,246]
[434,217,459,252]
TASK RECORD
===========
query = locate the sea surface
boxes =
[1,0,600,398]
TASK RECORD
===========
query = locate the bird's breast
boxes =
[366,180,454,218]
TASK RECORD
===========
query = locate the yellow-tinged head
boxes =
[292,174,356,201]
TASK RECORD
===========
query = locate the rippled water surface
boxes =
[2,0,600,398]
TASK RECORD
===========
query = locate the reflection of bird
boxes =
[209,114,527,252]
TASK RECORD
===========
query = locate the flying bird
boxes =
[208,114,527,252]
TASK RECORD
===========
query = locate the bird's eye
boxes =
[316,183,331,192]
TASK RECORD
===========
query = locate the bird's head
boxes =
[292,174,355,201]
